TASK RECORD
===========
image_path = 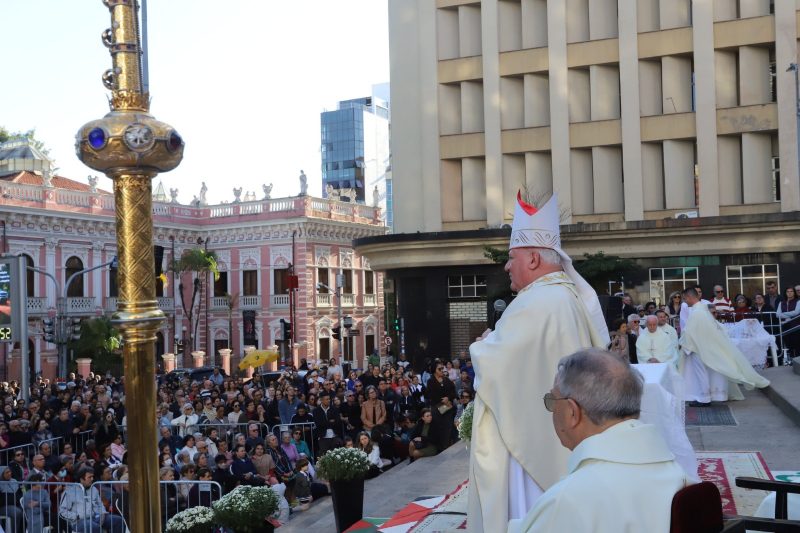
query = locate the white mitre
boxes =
[510,191,610,344]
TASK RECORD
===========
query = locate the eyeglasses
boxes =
[15,452,24,457]
[715,290,723,293]
[543,392,571,412]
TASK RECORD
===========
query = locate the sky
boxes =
[1,0,390,204]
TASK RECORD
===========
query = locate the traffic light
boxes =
[393,318,400,332]
[332,326,341,341]
[280,319,292,342]
[71,318,82,341]
[43,319,55,342]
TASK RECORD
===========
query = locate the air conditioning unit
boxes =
[674,210,699,219]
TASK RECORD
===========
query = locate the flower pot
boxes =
[330,478,365,532]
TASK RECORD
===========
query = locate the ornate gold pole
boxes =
[75,1,183,531]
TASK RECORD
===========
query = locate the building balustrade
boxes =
[240,295,261,309]
[211,296,229,310]
[26,297,48,315]
[66,297,96,315]
[341,293,355,307]
[271,294,290,307]
[363,293,377,307]
[316,293,332,307]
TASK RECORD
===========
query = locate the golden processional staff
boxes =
[75,0,184,531]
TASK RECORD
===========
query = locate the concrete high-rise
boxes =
[355,0,800,362]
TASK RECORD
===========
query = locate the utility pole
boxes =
[337,271,345,360]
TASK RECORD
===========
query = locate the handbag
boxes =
[437,403,452,415]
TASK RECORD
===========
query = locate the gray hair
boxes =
[627,313,640,324]
[555,349,643,425]
[533,247,561,266]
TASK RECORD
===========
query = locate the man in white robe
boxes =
[468,193,609,533]
[679,284,710,331]
[508,349,688,533]
[680,288,770,403]
[636,316,680,368]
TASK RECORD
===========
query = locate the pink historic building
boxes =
[0,139,386,380]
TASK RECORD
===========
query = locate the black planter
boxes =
[330,478,365,532]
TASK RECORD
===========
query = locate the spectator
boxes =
[60,467,125,532]
[607,318,633,364]
[313,394,342,455]
[0,466,23,531]
[361,386,387,434]
[212,454,237,494]
[408,408,438,463]
[230,443,265,486]
[95,410,120,450]
[665,291,682,319]
[357,431,384,479]
[425,362,457,452]
[22,472,51,531]
[290,428,313,461]
[278,387,302,425]
[244,423,265,453]
[765,280,783,310]
[250,443,278,485]
[280,431,300,469]
[711,285,733,314]
[171,404,199,437]
[266,434,296,502]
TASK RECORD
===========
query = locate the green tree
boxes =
[0,127,50,155]
[169,248,219,352]
[573,252,641,293]
[69,316,123,376]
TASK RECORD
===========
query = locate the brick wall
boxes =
[449,301,487,357]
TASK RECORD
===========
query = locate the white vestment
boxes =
[679,299,710,332]
[659,323,679,344]
[469,272,607,533]
[680,302,770,401]
[636,328,680,368]
[508,420,688,533]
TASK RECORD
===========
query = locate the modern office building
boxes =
[355,0,800,362]
[321,88,393,228]
[0,139,386,381]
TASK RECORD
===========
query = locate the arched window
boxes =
[65,256,84,297]
[22,255,34,298]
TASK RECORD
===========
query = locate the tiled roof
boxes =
[0,171,111,194]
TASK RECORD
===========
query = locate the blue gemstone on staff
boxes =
[88,128,106,149]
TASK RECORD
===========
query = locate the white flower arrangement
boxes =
[165,505,215,533]
[213,485,280,532]
[315,447,370,481]
[457,400,474,442]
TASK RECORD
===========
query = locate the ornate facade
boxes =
[0,164,386,380]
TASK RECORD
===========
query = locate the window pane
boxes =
[476,275,487,286]
[650,269,663,281]
[727,266,741,277]
[764,264,779,277]
[463,286,476,297]
[476,285,487,297]
[664,268,683,280]
[664,281,684,300]
[684,267,698,281]
[741,279,762,299]
[728,280,743,298]
[742,265,763,277]
[449,287,461,298]
[243,270,258,296]
[448,276,460,287]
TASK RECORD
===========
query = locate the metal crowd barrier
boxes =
[270,421,316,457]
[0,479,223,532]
[0,442,36,467]
[37,436,64,458]
[75,430,94,455]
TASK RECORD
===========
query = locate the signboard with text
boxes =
[0,256,26,343]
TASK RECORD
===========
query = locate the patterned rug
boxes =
[685,404,737,426]
[696,451,772,515]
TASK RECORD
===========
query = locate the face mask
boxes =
[59,470,67,478]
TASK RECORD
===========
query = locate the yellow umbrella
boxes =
[238,349,279,370]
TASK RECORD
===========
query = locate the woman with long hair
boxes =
[357,431,383,479]
[778,286,800,356]
[666,291,682,319]
[408,408,438,462]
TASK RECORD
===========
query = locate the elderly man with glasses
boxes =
[509,349,688,533]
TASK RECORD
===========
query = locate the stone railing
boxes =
[240,295,261,309]
[341,293,355,307]
[26,297,48,315]
[271,294,289,307]
[211,296,229,310]
[66,297,96,314]
[107,296,174,312]
[363,294,377,307]
[0,181,384,228]
[316,293,331,307]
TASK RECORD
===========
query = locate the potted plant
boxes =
[316,447,370,532]
[165,506,216,533]
[457,400,474,445]
[212,485,281,532]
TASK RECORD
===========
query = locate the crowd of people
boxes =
[610,281,800,365]
[0,352,476,529]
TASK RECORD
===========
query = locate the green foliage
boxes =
[169,248,218,352]
[170,248,219,280]
[69,317,123,376]
[483,246,508,264]
[574,252,641,292]
[0,127,50,155]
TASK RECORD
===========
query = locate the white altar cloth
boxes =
[633,363,699,482]
[722,319,778,367]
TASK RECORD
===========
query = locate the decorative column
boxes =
[191,351,205,368]
[76,358,93,378]
[75,1,184,531]
[218,348,231,375]
[161,353,176,373]
[243,345,255,379]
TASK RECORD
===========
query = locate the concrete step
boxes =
[760,365,800,428]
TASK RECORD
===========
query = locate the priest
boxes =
[636,316,680,368]
[468,192,610,533]
[680,287,769,403]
